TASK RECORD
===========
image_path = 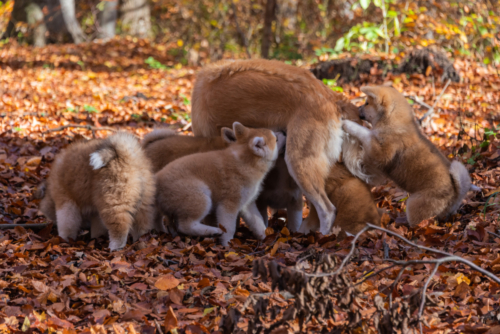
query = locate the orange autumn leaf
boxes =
[164,307,178,332]
[155,275,180,291]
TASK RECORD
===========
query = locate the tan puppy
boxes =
[155,122,281,245]
[36,132,156,250]
[342,86,479,226]
[191,59,351,235]
[142,128,303,231]
[301,163,381,237]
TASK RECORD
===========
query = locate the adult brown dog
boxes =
[191,59,360,234]
[342,86,480,226]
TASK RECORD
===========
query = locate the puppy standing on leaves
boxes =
[342,86,480,226]
[155,122,283,245]
[36,132,156,251]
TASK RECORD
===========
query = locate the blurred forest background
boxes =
[0,0,499,66]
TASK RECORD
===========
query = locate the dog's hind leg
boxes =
[285,118,337,235]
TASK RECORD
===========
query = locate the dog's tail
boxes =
[90,132,143,170]
[142,128,177,148]
[448,161,480,214]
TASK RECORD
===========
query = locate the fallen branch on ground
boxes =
[419,79,451,123]
[234,223,500,334]
[42,124,117,134]
[0,223,52,229]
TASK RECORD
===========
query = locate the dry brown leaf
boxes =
[155,274,180,291]
[164,306,178,332]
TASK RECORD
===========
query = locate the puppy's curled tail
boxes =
[142,128,177,148]
[89,132,143,170]
[448,161,477,214]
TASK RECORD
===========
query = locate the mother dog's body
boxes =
[191,59,348,234]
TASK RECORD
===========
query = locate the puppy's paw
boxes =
[211,228,224,237]
[341,119,357,133]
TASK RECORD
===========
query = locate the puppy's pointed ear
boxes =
[232,122,247,139]
[360,86,380,100]
[250,136,266,157]
[221,127,236,143]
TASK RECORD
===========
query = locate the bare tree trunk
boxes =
[120,0,151,38]
[26,2,47,47]
[1,0,47,46]
[98,0,118,39]
[59,0,86,44]
[261,0,276,59]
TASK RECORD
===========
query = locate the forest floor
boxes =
[0,39,500,334]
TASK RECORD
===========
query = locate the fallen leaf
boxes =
[155,275,180,291]
[164,307,178,332]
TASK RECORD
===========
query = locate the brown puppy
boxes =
[142,128,229,173]
[300,163,381,237]
[342,86,479,226]
[37,132,156,250]
[155,122,281,245]
[191,59,350,235]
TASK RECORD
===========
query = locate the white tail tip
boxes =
[470,184,481,192]
[89,152,105,170]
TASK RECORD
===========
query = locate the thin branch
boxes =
[296,226,370,277]
[354,263,398,286]
[418,264,439,334]
[488,231,500,239]
[154,320,164,334]
[419,79,451,123]
[404,95,433,109]
[42,124,117,134]
[366,223,500,284]
[0,223,52,230]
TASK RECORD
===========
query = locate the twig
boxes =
[488,231,500,239]
[418,264,439,334]
[42,124,117,134]
[0,223,52,230]
[404,95,433,109]
[296,226,370,277]
[231,1,251,59]
[354,263,398,286]
[154,319,164,334]
[419,79,451,123]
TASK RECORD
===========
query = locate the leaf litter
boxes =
[0,39,500,333]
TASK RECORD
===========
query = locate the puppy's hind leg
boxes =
[99,208,134,251]
[176,187,223,238]
[56,200,82,241]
